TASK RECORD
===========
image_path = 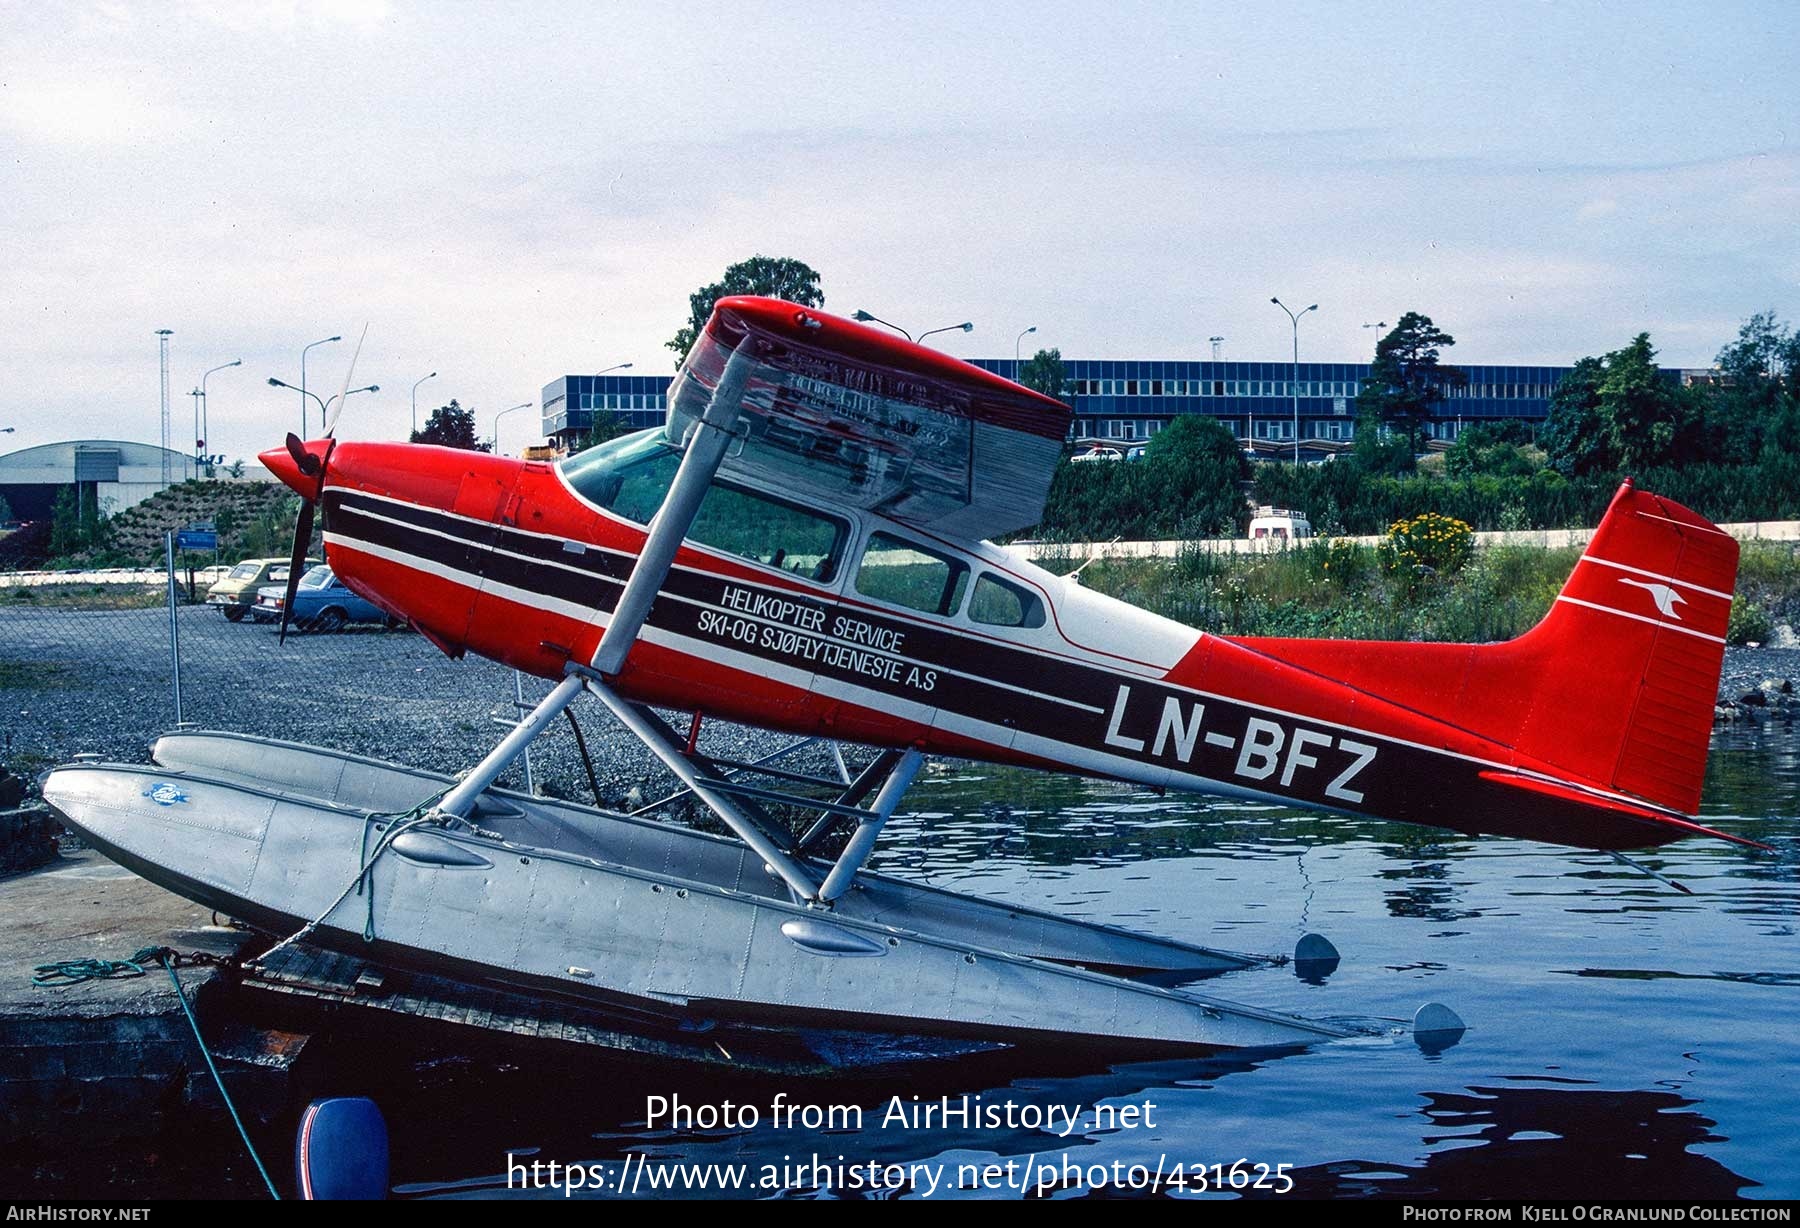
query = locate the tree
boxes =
[1542,336,1697,476]
[569,408,630,455]
[665,255,824,365]
[1018,348,1070,402]
[1354,312,1467,469]
[1444,423,1543,478]
[1703,311,1800,463]
[411,400,490,451]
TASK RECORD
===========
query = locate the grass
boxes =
[1067,538,1800,644]
[0,584,169,611]
[0,660,78,689]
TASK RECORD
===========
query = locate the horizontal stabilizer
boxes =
[1477,770,1770,851]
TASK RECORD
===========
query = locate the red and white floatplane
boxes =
[42,297,1763,1061]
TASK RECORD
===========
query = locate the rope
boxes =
[249,801,442,969]
[31,946,280,1199]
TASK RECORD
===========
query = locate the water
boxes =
[386,724,1799,1200]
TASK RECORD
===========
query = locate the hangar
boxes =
[0,440,199,521]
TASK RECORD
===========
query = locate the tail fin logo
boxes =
[1618,577,1686,620]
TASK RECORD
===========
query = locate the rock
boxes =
[1739,690,1767,707]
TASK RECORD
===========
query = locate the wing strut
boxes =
[590,346,753,677]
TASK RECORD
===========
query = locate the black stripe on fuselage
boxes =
[320,489,1602,839]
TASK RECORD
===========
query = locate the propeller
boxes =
[278,325,366,644]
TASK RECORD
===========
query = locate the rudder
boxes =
[1509,481,1738,814]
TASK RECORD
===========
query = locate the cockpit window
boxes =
[559,428,847,584]
[969,573,1046,628]
[855,532,968,617]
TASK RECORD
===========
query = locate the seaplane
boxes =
[41,297,1763,1060]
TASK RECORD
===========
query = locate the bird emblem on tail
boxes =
[1618,577,1687,620]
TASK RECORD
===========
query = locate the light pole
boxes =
[300,335,341,438]
[1271,297,1317,464]
[918,322,973,346]
[269,377,327,432]
[1014,326,1037,379]
[492,401,533,456]
[410,372,437,438]
[1210,336,1224,361]
[197,360,240,474]
[852,310,911,341]
[322,385,379,426]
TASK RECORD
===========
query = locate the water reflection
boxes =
[384,723,1799,1200]
[1256,1086,1752,1201]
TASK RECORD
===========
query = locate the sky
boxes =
[2,1,1796,463]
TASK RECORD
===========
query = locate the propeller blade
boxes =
[278,499,316,646]
[323,322,368,439]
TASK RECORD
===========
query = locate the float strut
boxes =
[434,671,587,822]
[818,749,923,903]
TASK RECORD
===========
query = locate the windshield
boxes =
[560,429,849,584]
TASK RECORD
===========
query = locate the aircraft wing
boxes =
[666,296,1072,540]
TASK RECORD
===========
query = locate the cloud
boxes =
[0,78,181,147]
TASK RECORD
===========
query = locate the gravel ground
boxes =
[4,604,1797,797]
[0,603,816,806]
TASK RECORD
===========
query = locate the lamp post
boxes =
[918,322,974,346]
[410,372,438,438]
[269,377,326,431]
[852,310,910,341]
[321,385,379,425]
[1014,326,1037,379]
[197,360,240,475]
[492,401,534,456]
[299,335,341,438]
[1270,297,1318,464]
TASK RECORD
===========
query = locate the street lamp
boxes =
[593,362,633,378]
[410,372,438,438]
[492,401,534,456]
[322,385,379,424]
[918,322,974,346]
[269,377,326,431]
[1014,326,1037,378]
[1270,297,1318,465]
[852,310,911,341]
[197,360,240,474]
[299,335,341,438]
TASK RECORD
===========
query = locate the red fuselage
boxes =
[261,435,1744,852]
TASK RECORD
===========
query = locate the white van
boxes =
[1246,506,1313,543]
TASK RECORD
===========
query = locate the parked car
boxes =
[252,565,395,632]
[1070,446,1124,463]
[206,557,318,621]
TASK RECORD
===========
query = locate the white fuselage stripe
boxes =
[330,507,1700,822]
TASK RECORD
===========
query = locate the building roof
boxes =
[0,439,199,477]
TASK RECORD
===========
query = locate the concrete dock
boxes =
[0,850,311,1151]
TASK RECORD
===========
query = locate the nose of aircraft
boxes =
[259,438,331,497]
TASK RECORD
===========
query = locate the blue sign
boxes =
[175,530,217,551]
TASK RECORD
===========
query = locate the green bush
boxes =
[1727,597,1774,646]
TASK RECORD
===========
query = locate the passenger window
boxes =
[969,573,1046,629]
[855,533,968,616]
[689,485,845,583]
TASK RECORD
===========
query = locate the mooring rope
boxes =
[250,794,446,969]
[31,946,281,1199]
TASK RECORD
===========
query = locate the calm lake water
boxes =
[387,722,1798,1201]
